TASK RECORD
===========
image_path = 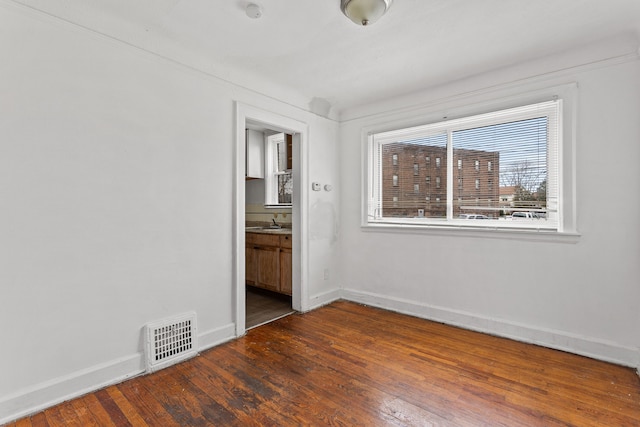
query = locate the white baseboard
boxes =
[342,288,640,369]
[3,297,636,424]
[198,323,236,352]
[0,322,237,424]
[0,353,144,425]
[305,288,342,312]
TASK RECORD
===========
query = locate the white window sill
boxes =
[361,222,581,243]
[264,204,292,209]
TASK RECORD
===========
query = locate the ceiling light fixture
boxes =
[341,0,393,26]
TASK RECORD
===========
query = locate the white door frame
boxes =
[234,102,308,336]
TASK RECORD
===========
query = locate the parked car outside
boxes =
[458,214,489,219]
[511,212,542,219]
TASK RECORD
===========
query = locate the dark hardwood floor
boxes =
[8,301,640,426]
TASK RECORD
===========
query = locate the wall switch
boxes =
[312,182,321,191]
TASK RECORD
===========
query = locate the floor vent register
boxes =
[144,312,198,372]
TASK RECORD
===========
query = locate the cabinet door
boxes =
[280,248,292,296]
[256,246,280,291]
[245,245,257,285]
[286,133,293,170]
[246,129,264,179]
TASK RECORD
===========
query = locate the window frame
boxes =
[361,83,579,241]
[264,133,292,207]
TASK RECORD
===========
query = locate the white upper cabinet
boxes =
[246,129,264,179]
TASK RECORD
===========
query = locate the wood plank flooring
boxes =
[245,286,294,329]
[8,301,640,426]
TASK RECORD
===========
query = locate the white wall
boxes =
[339,44,640,369]
[1,1,637,423]
[246,179,266,205]
[0,3,340,423]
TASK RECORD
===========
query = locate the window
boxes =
[425,176,431,184]
[392,154,398,166]
[413,163,419,175]
[366,100,561,231]
[414,184,420,193]
[265,133,292,206]
[392,175,398,186]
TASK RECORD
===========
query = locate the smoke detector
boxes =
[246,3,263,19]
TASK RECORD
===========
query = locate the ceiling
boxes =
[12,0,640,116]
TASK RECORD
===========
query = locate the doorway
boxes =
[245,286,294,329]
[234,103,308,336]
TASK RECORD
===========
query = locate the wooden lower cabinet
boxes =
[245,246,257,284]
[256,246,279,291]
[246,232,292,295]
[279,249,292,295]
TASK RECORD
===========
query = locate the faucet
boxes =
[271,218,281,229]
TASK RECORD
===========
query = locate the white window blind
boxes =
[367,100,560,230]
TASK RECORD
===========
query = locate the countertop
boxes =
[245,227,292,235]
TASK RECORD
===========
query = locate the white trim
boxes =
[340,50,639,123]
[0,323,238,424]
[361,82,578,239]
[264,133,292,206]
[342,289,639,369]
[234,103,309,334]
[361,222,580,243]
[198,323,236,352]
[0,354,144,425]
[0,0,332,121]
[305,289,342,312]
